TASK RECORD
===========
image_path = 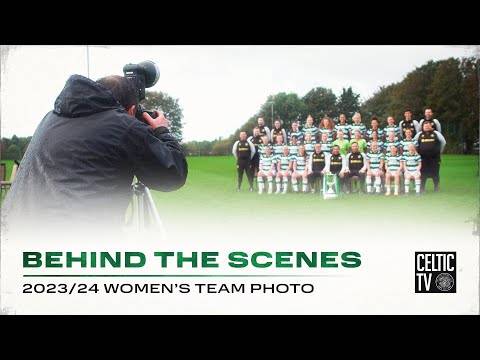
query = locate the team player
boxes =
[303,115,318,140]
[318,117,334,142]
[318,132,332,154]
[273,134,285,156]
[400,128,416,154]
[303,133,316,157]
[365,142,384,194]
[402,143,422,195]
[258,135,271,159]
[350,130,367,153]
[248,127,263,175]
[332,130,350,156]
[288,121,304,144]
[384,116,401,139]
[307,143,327,193]
[419,108,442,133]
[289,136,300,157]
[399,109,420,138]
[383,131,401,155]
[256,117,271,141]
[257,146,276,194]
[368,131,384,153]
[349,112,366,139]
[413,121,446,192]
[292,145,309,193]
[232,131,256,192]
[275,146,294,194]
[335,113,350,140]
[384,145,402,196]
[271,119,287,145]
[325,145,347,188]
[366,116,384,140]
[344,142,367,193]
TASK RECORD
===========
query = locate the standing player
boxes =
[303,115,318,140]
[384,145,402,196]
[419,108,442,133]
[365,142,384,194]
[273,134,286,157]
[291,145,309,193]
[413,121,446,192]
[275,146,294,194]
[248,127,263,176]
[349,112,366,139]
[383,131,401,155]
[335,113,350,140]
[318,132,332,155]
[303,133,316,157]
[383,116,401,139]
[332,130,350,156]
[325,145,347,191]
[289,136,300,157]
[318,117,334,142]
[367,131,384,153]
[256,117,271,141]
[257,146,276,194]
[271,119,287,145]
[400,128,417,155]
[232,131,256,192]
[288,121,304,144]
[366,116,384,141]
[402,143,422,195]
[344,142,367,193]
[350,130,367,153]
[399,109,420,138]
[307,143,327,194]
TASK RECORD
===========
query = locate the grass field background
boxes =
[152,155,479,227]
[1,155,478,227]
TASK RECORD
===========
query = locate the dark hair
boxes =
[404,108,413,113]
[96,75,137,110]
[371,116,378,122]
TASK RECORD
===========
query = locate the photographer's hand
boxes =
[143,111,170,130]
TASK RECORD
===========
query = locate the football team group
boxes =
[232,108,446,196]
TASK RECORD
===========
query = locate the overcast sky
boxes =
[0,45,475,141]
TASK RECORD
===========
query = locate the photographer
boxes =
[3,74,188,228]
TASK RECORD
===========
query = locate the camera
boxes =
[123,60,160,122]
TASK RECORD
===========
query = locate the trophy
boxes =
[323,172,339,199]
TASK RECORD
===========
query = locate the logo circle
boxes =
[435,273,454,292]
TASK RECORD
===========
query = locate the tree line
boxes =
[183,56,479,155]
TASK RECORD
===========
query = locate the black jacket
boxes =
[2,75,188,227]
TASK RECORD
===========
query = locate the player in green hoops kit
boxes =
[400,128,417,155]
[303,115,318,140]
[335,114,351,140]
[384,145,402,196]
[288,122,304,144]
[318,117,334,142]
[303,133,316,157]
[349,112,366,139]
[383,131,401,155]
[366,116,384,141]
[401,143,422,195]
[292,145,309,193]
[367,131,384,153]
[365,142,384,194]
[289,136,300,157]
[275,146,294,194]
[257,146,277,195]
[332,130,350,155]
[318,132,332,155]
[384,116,401,140]
[273,134,286,157]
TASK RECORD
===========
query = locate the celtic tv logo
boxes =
[415,252,456,293]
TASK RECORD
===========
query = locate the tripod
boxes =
[125,182,166,238]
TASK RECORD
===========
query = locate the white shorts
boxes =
[278,170,291,177]
[404,170,420,178]
[386,170,400,177]
[369,169,383,177]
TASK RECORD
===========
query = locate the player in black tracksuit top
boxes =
[248,127,264,176]
[413,121,446,192]
[232,131,256,191]
[307,143,327,193]
[345,142,367,193]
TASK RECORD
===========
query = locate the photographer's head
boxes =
[97,75,138,116]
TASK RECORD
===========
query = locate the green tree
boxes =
[142,91,184,140]
[5,144,21,160]
[259,92,307,130]
[302,87,337,121]
[336,87,360,119]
